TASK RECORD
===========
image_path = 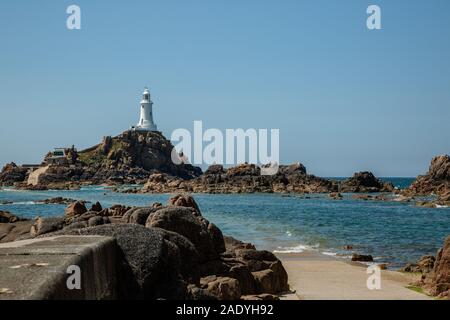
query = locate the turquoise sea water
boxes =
[1,178,449,269]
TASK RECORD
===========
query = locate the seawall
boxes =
[0,236,118,300]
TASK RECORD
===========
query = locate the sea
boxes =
[1,178,449,269]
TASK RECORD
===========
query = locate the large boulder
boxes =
[146,207,225,263]
[30,217,65,237]
[407,155,450,196]
[340,172,393,193]
[152,227,201,285]
[168,194,201,214]
[64,201,87,221]
[351,254,374,262]
[55,224,187,299]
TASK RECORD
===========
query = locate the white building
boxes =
[132,87,157,132]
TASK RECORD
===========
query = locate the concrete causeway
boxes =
[0,236,118,300]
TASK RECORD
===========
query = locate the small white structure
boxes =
[133,87,157,132]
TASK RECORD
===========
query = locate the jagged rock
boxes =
[205,165,225,175]
[0,162,28,185]
[90,202,103,212]
[88,216,109,227]
[64,201,87,220]
[168,194,201,213]
[146,207,225,263]
[351,254,374,262]
[152,227,200,284]
[30,217,65,237]
[200,276,241,300]
[407,155,450,197]
[423,236,450,298]
[340,172,394,193]
[226,164,261,177]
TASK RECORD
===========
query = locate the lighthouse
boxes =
[134,87,157,131]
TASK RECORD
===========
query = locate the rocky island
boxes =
[0,130,401,196]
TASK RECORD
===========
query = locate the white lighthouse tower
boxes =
[134,87,157,131]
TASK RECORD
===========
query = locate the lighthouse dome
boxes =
[142,87,151,101]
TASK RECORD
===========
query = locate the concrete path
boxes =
[277,252,432,300]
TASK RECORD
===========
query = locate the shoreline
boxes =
[275,250,431,300]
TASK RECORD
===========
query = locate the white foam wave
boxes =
[273,243,319,253]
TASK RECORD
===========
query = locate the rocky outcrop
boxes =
[0,163,28,186]
[339,172,394,193]
[146,206,225,263]
[422,236,450,298]
[401,255,436,274]
[27,194,289,300]
[65,201,88,222]
[1,130,202,188]
[142,163,337,194]
[407,155,450,197]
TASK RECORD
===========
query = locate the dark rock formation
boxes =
[76,130,202,183]
[146,206,225,263]
[340,172,394,193]
[0,163,28,186]
[142,163,337,194]
[351,254,374,262]
[30,217,65,237]
[60,224,187,299]
[422,236,450,298]
[407,155,450,197]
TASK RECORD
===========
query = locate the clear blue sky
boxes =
[0,0,449,177]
